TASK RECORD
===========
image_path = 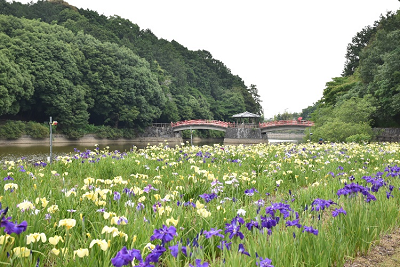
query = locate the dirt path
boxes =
[344,228,400,267]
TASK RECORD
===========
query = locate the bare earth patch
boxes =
[344,228,400,267]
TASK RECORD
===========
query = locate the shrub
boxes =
[122,128,136,139]
[95,126,123,139]
[0,120,26,139]
[26,121,49,139]
[83,124,98,134]
[63,129,84,140]
[308,119,373,143]
[346,134,372,143]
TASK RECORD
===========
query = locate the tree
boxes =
[321,76,361,106]
[308,95,376,142]
[248,84,262,114]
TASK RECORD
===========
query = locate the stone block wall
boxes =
[373,128,400,142]
[136,126,181,138]
[224,128,262,139]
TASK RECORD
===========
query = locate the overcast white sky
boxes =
[17,0,400,118]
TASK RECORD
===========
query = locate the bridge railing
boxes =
[259,120,314,128]
[170,120,314,129]
[171,120,230,128]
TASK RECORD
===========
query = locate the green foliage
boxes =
[25,121,49,139]
[274,110,301,121]
[309,119,373,143]
[321,75,361,106]
[122,128,136,139]
[0,1,262,128]
[333,95,377,124]
[309,95,376,142]
[345,133,372,143]
[95,126,123,139]
[0,1,262,133]
[159,98,180,122]
[63,129,84,140]
[300,102,319,120]
[0,120,25,139]
[83,124,98,134]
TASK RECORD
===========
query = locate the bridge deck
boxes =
[168,119,314,132]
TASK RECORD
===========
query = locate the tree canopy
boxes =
[304,9,400,142]
[0,0,262,133]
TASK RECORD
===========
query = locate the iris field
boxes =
[1,142,400,266]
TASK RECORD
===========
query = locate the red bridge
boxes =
[169,119,314,132]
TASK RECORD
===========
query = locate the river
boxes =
[0,137,304,163]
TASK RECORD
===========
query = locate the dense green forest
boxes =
[301,10,400,142]
[0,0,262,136]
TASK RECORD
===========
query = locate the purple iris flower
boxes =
[362,176,386,192]
[169,242,187,258]
[246,220,260,231]
[337,183,377,202]
[332,208,347,217]
[114,191,121,201]
[238,243,250,256]
[199,193,218,203]
[311,198,336,211]
[3,176,13,181]
[386,191,394,199]
[143,184,158,193]
[184,201,196,208]
[111,247,142,267]
[265,202,292,219]
[112,245,165,267]
[145,245,166,264]
[203,228,224,239]
[123,188,135,197]
[285,219,302,228]
[260,216,278,229]
[217,240,232,250]
[136,203,145,211]
[1,217,27,235]
[189,259,209,267]
[225,216,245,239]
[302,226,318,235]
[150,225,177,245]
[117,217,128,225]
[152,202,162,213]
[244,188,259,196]
[256,256,274,267]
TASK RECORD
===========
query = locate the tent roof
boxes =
[232,111,260,118]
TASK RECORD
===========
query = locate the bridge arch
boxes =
[169,119,314,132]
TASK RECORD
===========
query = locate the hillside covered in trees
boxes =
[302,9,400,142]
[0,0,262,136]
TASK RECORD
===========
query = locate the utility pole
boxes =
[190,126,193,146]
[49,117,58,164]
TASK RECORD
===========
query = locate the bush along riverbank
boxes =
[0,120,182,142]
[0,121,183,146]
[1,142,400,266]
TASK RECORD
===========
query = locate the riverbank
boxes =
[0,134,183,146]
[0,132,305,148]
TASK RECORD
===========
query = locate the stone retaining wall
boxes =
[373,128,400,142]
[224,128,267,144]
[136,126,181,139]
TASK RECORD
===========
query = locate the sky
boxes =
[17,0,400,118]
